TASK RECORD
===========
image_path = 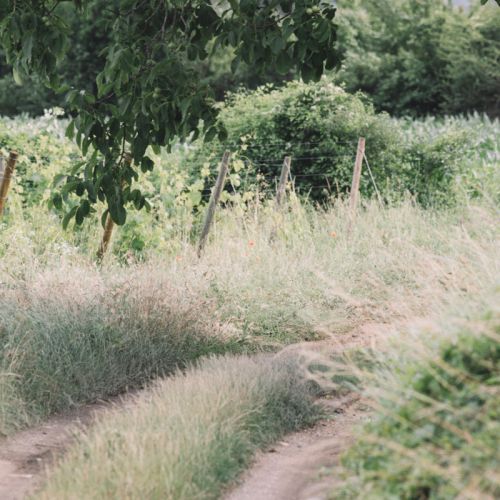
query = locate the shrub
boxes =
[188,80,472,205]
[335,296,500,499]
[0,111,79,209]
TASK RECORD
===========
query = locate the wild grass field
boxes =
[0,105,499,499]
[0,1,499,498]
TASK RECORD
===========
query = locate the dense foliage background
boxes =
[1,108,498,259]
[336,0,500,116]
[186,81,476,205]
[1,0,498,118]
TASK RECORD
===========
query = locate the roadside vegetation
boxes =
[3,192,493,497]
[37,355,319,499]
[0,82,498,445]
[1,193,498,436]
[1,90,498,263]
[333,290,499,499]
[0,2,498,495]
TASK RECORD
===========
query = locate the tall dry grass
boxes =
[0,198,497,435]
[37,355,319,500]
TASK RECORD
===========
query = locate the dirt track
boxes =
[225,395,364,500]
[224,324,382,500]
[0,398,127,500]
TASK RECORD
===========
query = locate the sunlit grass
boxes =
[0,197,497,435]
[37,355,319,500]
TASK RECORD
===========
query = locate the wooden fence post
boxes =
[269,156,292,242]
[275,156,291,208]
[96,153,132,261]
[349,138,365,212]
[0,151,18,218]
[197,150,231,257]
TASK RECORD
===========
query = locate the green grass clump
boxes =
[0,264,245,434]
[37,355,319,500]
[335,298,500,499]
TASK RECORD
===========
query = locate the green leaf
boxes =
[109,198,127,225]
[52,193,63,210]
[12,66,23,85]
[141,156,155,173]
[204,126,218,143]
[22,34,34,62]
[276,51,292,74]
[62,206,78,230]
[66,120,75,140]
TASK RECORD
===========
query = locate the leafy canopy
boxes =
[0,0,339,227]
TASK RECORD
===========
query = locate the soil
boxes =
[0,397,129,500]
[225,395,365,500]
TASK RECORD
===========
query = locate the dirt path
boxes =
[225,395,364,500]
[0,397,130,500]
[225,323,384,500]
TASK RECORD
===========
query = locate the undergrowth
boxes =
[333,292,500,499]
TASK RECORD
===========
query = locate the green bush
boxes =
[336,0,500,117]
[0,114,208,258]
[189,80,472,205]
[0,111,81,210]
[1,103,497,254]
[337,301,500,499]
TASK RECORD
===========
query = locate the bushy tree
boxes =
[335,0,500,117]
[0,0,339,226]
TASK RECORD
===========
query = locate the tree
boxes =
[0,0,339,227]
[335,0,500,117]
[0,1,111,115]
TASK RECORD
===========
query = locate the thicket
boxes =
[336,295,500,499]
[336,0,500,117]
[187,81,486,205]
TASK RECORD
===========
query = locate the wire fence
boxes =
[196,138,363,201]
[0,138,372,259]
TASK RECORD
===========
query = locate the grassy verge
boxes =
[0,263,244,435]
[37,355,319,499]
[0,200,497,434]
[333,291,500,499]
